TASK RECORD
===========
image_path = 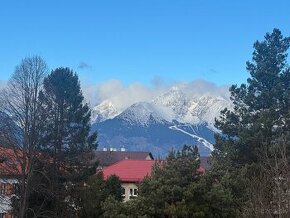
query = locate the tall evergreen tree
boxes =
[133,145,201,217]
[101,145,236,217]
[35,67,97,217]
[214,28,290,166]
[79,174,123,218]
[213,29,290,216]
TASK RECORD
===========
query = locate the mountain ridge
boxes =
[91,85,231,157]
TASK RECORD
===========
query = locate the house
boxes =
[94,149,154,167]
[102,159,157,201]
[0,147,20,218]
[102,158,207,201]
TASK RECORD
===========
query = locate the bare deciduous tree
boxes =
[0,56,48,218]
[242,135,290,218]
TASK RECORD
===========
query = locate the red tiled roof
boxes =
[102,159,206,183]
[102,159,157,183]
[0,146,50,177]
[0,147,22,176]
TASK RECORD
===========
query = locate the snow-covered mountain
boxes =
[152,86,230,130]
[91,85,231,157]
[117,102,171,126]
[92,100,119,122]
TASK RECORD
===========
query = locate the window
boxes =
[0,213,4,218]
[12,183,19,194]
[129,188,138,199]
[0,157,7,163]
[0,183,7,195]
[121,188,125,196]
[134,188,138,196]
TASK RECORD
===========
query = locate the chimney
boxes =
[110,147,117,151]
[120,146,126,152]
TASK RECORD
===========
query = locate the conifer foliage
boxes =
[101,145,235,218]
[215,28,290,165]
[39,67,97,155]
[213,29,290,216]
[31,67,97,217]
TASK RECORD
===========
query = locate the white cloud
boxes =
[82,79,230,111]
[176,80,230,99]
[82,80,167,111]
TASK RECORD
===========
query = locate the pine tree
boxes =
[36,67,97,217]
[137,145,201,217]
[213,29,290,216]
[214,28,290,166]
[100,145,237,217]
[79,174,123,218]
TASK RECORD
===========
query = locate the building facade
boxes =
[102,159,157,201]
[0,147,20,218]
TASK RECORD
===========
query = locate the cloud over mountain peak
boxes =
[82,79,231,113]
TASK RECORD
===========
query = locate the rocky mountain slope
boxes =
[91,86,231,157]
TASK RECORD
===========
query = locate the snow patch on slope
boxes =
[169,125,214,151]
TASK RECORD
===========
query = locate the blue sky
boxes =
[1,0,290,86]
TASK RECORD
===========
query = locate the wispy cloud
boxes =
[82,80,167,110]
[78,62,92,70]
[179,80,230,98]
[208,68,218,74]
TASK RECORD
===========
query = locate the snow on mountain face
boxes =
[153,86,188,120]
[169,125,214,151]
[92,86,231,128]
[117,102,173,126]
[184,95,231,130]
[91,100,119,122]
[152,86,231,129]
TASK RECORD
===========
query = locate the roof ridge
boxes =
[102,159,156,169]
[96,150,151,153]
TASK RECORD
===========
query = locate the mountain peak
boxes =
[92,100,119,122]
[118,102,170,126]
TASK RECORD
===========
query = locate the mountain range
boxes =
[91,86,232,157]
